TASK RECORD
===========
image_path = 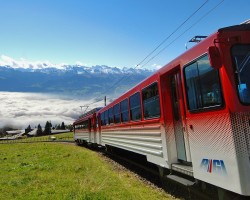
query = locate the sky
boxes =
[0,0,249,70]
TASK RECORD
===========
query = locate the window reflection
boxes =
[142,82,160,119]
[232,45,250,104]
[184,55,222,111]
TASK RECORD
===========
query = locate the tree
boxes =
[43,121,51,135]
[61,122,65,130]
[66,124,73,132]
[25,125,32,134]
[37,124,42,136]
[56,124,61,130]
[27,125,31,130]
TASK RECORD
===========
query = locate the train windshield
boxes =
[232,44,250,104]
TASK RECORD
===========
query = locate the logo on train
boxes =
[200,159,227,175]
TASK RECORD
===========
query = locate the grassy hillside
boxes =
[0,142,175,200]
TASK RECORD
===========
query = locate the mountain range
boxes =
[0,65,155,97]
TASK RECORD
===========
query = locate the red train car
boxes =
[74,107,101,145]
[74,22,250,198]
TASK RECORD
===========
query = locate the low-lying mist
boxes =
[0,92,105,129]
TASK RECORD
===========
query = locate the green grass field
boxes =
[0,141,175,200]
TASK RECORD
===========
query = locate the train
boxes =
[73,21,250,199]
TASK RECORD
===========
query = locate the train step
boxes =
[172,163,193,177]
[167,174,195,186]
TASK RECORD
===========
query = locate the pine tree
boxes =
[56,124,61,130]
[27,125,31,131]
[37,124,42,136]
[26,125,32,133]
[44,121,51,135]
[61,122,65,130]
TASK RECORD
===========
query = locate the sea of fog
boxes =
[0,92,102,129]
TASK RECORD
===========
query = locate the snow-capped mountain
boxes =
[0,64,155,97]
[0,64,154,75]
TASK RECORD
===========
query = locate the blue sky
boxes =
[0,0,249,69]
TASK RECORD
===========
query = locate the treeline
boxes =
[26,121,73,136]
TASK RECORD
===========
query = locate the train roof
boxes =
[97,23,250,114]
[74,107,102,125]
[218,22,250,32]
[81,107,102,118]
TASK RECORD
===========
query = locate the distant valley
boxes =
[0,65,154,97]
[0,64,155,128]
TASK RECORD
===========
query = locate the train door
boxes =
[88,118,92,142]
[96,113,102,145]
[170,71,187,161]
[92,114,97,143]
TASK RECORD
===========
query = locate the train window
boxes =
[114,103,120,123]
[142,82,161,119]
[78,120,89,129]
[104,110,109,125]
[130,92,142,121]
[232,44,250,104]
[121,99,129,122]
[171,76,180,121]
[108,107,114,124]
[101,113,105,126]
[89,119,92,129]
[184,55,223,111]
[96,116,99,128]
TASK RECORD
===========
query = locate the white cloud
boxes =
[0,92,102,129]
[151,64,162,70]
[0,55,70,70]
[0,55,15,66]
[132,63,162,71]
